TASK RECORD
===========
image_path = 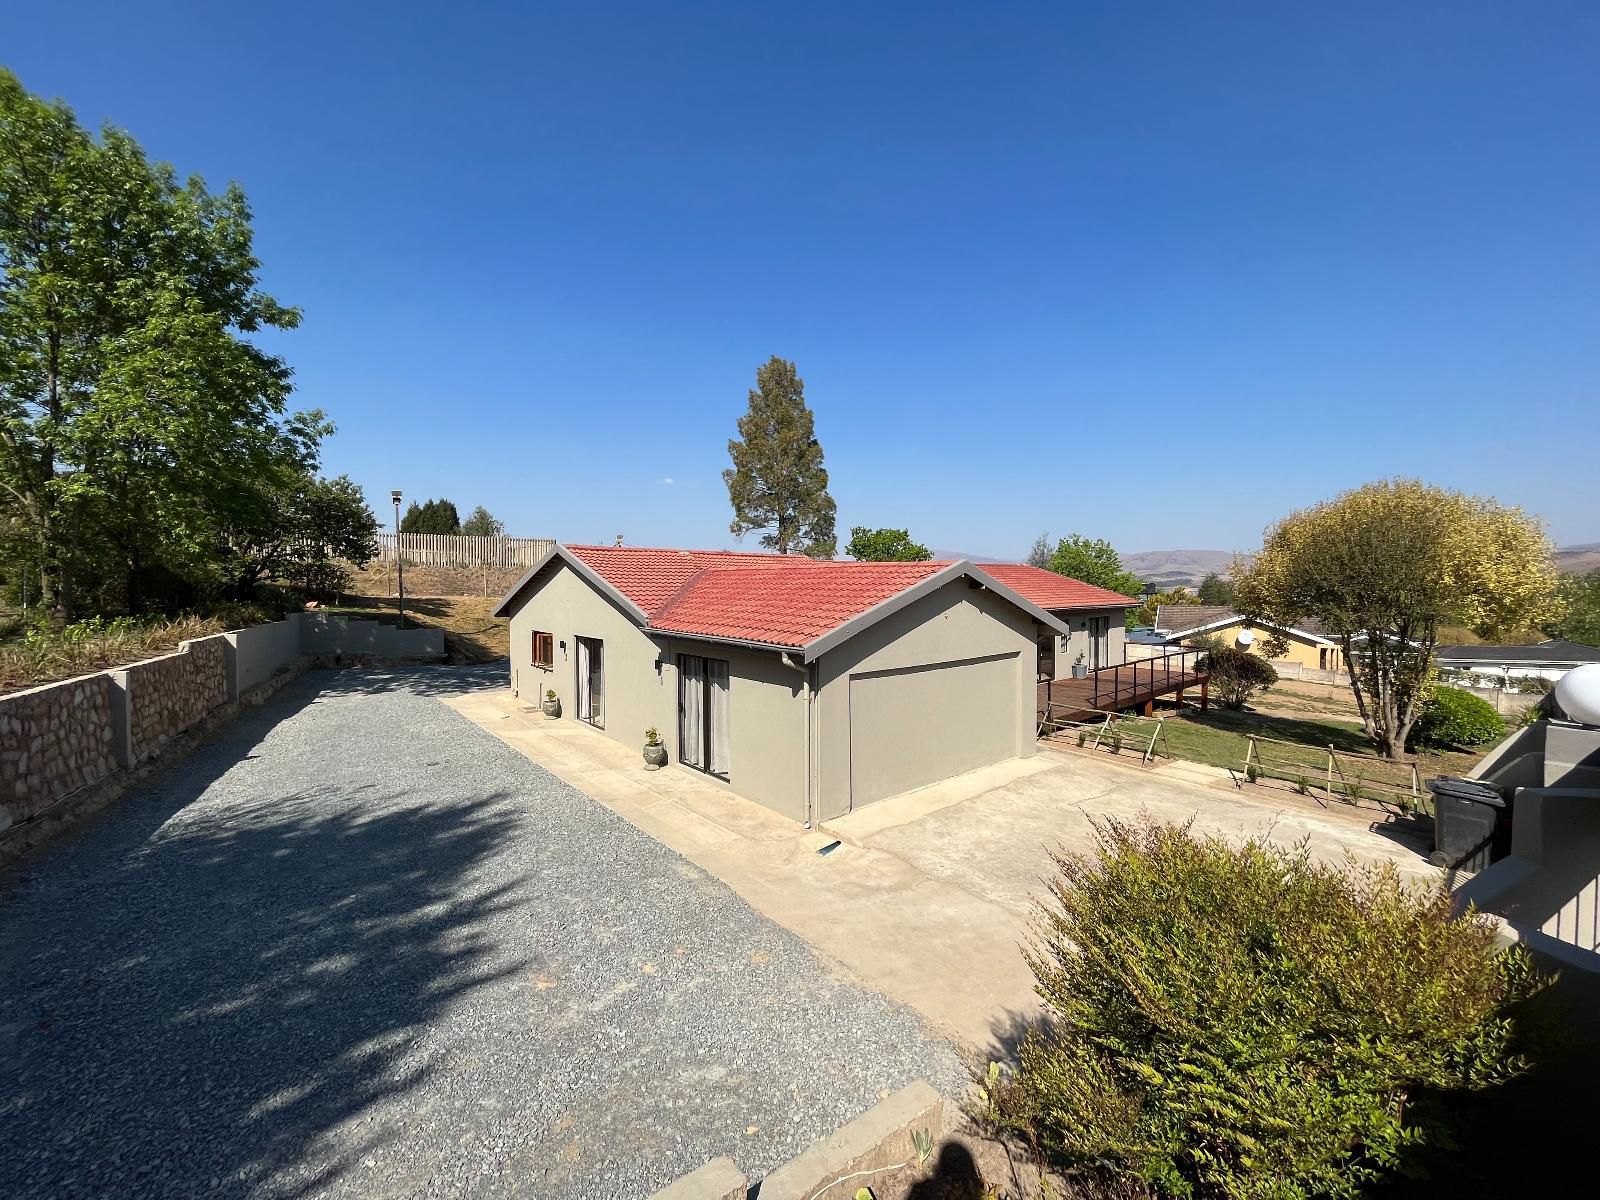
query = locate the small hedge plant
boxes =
[987,819,1542,1199]
[1195,641,1279,710]
[1410,685,1506,750]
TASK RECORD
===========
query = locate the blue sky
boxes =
[9,2,1598,556]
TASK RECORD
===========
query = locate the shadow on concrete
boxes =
[0,676,529,1198]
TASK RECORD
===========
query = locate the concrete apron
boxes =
[443,689,1437,1056]
[442,689,1044,1055]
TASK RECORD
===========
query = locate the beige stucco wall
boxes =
[1179,619,1340,670]
[812,579,1038,820]
[503,562,808,821]
[1049,607,1128,676]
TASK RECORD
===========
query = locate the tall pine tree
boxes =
[723,356,836,557]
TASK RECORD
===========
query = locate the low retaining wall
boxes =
[111,634,230,766]
[1,610,451,863]
[0,673,119,837]
[226,617,302,699]
[300,612,445,659]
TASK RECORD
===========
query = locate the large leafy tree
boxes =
[846,526,931,562]
[0,69,311,614]
[461,504,503,537]
[1547,567,1600,646]
[1196,571,1236,606]
[1046,534,1142,598]
[228,473,378,597]
[1234,480,1560,758]
[723,356,836,556]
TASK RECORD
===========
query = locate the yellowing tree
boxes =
[1234,480,1560,758]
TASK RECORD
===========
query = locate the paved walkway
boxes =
[446,687,1438,1055]
[0,668,963,1200]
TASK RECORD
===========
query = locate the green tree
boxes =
[461,505,504,537]
[0,69,309,615]
[845,526,931,562]
[1046,535,1142,598]
[723,356,836,556]
[1196,571,1236,606]
[1548,567,1600,646]
[1234,480,1560,757]
[227,473,377,598]
[400,498,461,534]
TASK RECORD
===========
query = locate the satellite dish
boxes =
[1555,663,1600,727]
[1236,629,1256,648]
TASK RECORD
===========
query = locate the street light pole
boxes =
[391,489,406,629]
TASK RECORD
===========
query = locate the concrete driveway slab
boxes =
[448,689,1439,1062]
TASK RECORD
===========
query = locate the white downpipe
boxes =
[781,651,814,827]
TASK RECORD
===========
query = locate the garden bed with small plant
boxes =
[0,607,276,695]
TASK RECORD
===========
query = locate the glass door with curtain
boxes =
[678,654,730,780]
[576,636,604,727]
[1087,616,1109,670]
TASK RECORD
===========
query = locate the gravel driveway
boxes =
[0,667,964,1199]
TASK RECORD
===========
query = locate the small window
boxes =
[531,630,554,668]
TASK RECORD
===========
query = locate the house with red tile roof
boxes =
[492,544,1131,823]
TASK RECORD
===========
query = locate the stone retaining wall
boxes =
[0,612,453,863]
[0,673,118,836]
[113,635,230,766]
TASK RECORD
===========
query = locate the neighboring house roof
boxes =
[977,564,1135,609]
[493,544,1071,660]
[1437,640,1600,666]
[1154,605,1339,645]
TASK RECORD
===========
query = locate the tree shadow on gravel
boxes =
[0,718,530,1199]
[308,662,510,699]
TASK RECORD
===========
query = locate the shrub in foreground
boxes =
[1409,685,1505,750]
[988,819,1542,1199]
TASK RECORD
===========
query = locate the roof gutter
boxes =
[780,651,815,828]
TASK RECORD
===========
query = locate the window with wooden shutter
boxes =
[531,631,554,668]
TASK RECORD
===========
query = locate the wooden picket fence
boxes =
[374,533,554,568]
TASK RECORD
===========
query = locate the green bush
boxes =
[1410,686,1506,750]
[988,819,1542,1199]
[1195,642,1279,710]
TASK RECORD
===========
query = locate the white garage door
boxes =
[848,653,1020,810]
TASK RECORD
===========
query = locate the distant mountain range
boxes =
[1557,543,1600,574]
[1119,549,1247,588]
[933,544,1600,587]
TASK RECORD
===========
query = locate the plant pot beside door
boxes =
[1071,654,1089,680]
[542,689,561,718]
[642,728,668,770]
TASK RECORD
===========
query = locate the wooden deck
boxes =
[1037,655,1209,727]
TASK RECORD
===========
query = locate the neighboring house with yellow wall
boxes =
[1153,605,1345,672]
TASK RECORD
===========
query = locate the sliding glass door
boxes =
[678,654,730,780]
[576,636,603,727]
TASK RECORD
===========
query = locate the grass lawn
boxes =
[1089,702,1486,813]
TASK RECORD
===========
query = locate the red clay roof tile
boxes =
[979,563,1135,609]
[564,545,955,647]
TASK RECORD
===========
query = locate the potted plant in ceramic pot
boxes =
[643,727,667,770]
[1071,652,1089,680]
[542,688,561,718]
